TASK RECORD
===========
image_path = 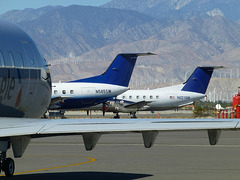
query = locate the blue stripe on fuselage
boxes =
[55,97,113,109]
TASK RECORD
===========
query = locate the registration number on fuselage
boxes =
[96,89,112,94]
[177,96,190,100]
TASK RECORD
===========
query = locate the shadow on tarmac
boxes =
[3,172,153,180]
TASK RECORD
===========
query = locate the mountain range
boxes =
[103,0,240,23]
[1,0,240,102]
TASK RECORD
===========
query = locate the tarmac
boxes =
[3,111,240,180]
[56,109,195,119]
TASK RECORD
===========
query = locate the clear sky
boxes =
[1,0,112,15]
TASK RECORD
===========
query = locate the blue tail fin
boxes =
[70,53,155,87]
[181,66,223,94]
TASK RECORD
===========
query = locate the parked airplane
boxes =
[0,19,51,176]
[0,19,239,177]
[86,66,222,118]
[49,53,154,117]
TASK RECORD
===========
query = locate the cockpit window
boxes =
[0,51,5,67]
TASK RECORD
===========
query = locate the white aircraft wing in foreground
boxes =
[0,118,238,153]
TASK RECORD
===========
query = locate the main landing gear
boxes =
[48,110,66,119]
[131,112,137,118]
[0,152,15,177]
[113,112,137,119]
[0,137,30,177]
[113,113,120,119]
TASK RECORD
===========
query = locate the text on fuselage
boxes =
[177,96,190,100]
[0,77,15,102]
[96,89,112,94]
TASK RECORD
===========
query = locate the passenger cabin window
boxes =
[70,90,74,94]
[129,96,132,99]
[54,90,58,94]
[62,90,66,94]
[0,51,4,67]
[122,96,125,99]
[7,51,15,67]
[150,95,153,99]
[143,95,146,99]
[15,53,24,67]
[136,95,139,99]
[156,95,159,99]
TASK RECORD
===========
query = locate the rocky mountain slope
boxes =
[103,0,240,23]
[12,5,164,59]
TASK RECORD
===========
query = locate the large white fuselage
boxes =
[51,82,129,109]
[106,84,205,113]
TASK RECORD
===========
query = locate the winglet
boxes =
[69,52,155,87]
[181,66,224,94]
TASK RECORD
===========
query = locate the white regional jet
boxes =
[49,53,154,118]
[95,66,222,118]
[1,18,240,177]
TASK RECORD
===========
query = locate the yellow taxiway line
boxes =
[1,157,96,176]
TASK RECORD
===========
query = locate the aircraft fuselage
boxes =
[0,19,51,117]
[51,82,129,109]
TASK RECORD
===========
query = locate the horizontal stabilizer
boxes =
[70,52,155,87]
[181,66,223,94]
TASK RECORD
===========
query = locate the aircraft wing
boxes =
[0,118,238,137]
[124,101,151,109]
[178,102,194,108]
[0,118,239,154]
[49,96,71,106]
[38,119,238,135]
